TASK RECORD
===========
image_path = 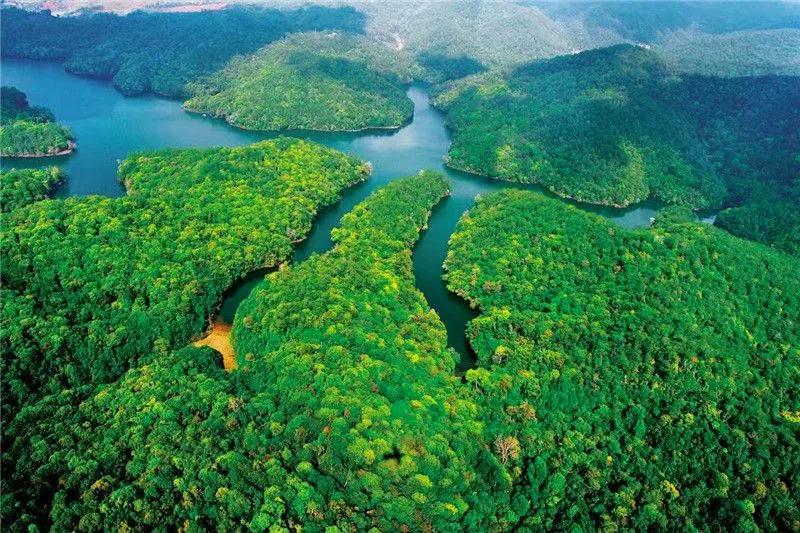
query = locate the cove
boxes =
[1,58,665,369]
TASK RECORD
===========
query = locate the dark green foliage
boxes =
[0,6,365,97]
[435,45,799,212]
[418,52,486,83]
[0,86,73,156]
[4,346,242,529]
[445,189,800,530]
[0,138,367,420]
[185,33,414,131]
[0,167,64,212]
[715,179,800,256]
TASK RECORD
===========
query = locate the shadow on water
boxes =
[2,58,671,367]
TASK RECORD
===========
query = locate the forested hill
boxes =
[0,5,365,97]
[435,44,800,250]
[185,33,416,131]
[0,86,74,156]
[445,189,800,530]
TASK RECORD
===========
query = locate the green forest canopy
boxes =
[2,172,498,531]
[435,44,799,210]
[0,6,365,97]
[0,167,64,212]
[6,178,798,530]
[0,86,73,157]
[0,138,368,422]
[185,33,416,131]
[444,189,800,530]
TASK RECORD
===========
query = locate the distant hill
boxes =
[657,28,800,77]
[435,44,800,216]
[532,1,800,43]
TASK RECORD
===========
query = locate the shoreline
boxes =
[443,157,645,210]
[183,104,413,134]
[2,140,76,159]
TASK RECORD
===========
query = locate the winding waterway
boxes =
[1,58,665,368]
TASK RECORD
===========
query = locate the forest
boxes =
[0,138,368,425]
[6,173,798,530]
[435,44,800,251]
[0,86,74,157]
[0,6,365,97]
[444,189,800,530]
[0,167,64,212]
[185,33,416,131]
[2,172,492,530]
[1,2,799,530]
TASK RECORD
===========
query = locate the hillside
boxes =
[0,86,74,157]
[3,173,496,530]
[435,45,800,215]
[185,33,415,131]
[533,0,800,43]
[0,5,365,97]
[445,189,800,530]
[658,29,800,77]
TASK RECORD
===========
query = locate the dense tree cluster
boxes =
[0,6,365,97]
[444,189,800,530]
[2,173,502,531]
[434,45,799,217]
[0,138,367,422]
[229,172,497,529]
[714,179,800,256]
[0,167,64,212]
[185,33,415,131]
[0,86,73,156]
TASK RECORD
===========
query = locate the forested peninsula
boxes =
[444,189,800,530]
[435,45,799,209]
[1,138,368,425]
[185,33,416,131]
[0,86,74,157]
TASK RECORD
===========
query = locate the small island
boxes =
[0,86,75,157]
[184,33,416,132]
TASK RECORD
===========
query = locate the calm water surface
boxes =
[1,58,664,368]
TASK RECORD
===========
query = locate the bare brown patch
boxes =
[194,321,236,370]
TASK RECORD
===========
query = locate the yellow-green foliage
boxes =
[185,33,415,131]
[445,189,800,530]
[0,167,63,212]
[1,138,367,418]
[3,173,502,531]
[232,172,489,529]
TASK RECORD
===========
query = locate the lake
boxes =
[1,58,665,368]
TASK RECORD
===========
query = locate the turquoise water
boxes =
[1,58,664,367]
